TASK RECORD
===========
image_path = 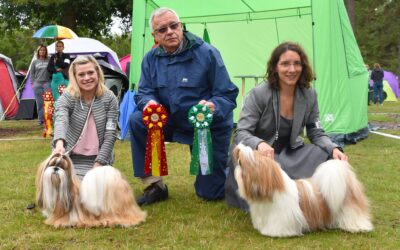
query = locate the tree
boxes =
[355,0,400,75]
[0,0,132,37]
[344,0,356,31]
[0,0,132,70]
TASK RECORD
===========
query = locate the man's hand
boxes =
[257,142,275,159]
[143,100,158,111]
[198,100,215,113]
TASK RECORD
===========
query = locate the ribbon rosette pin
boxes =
[57,84,66,95]
[142,104,168,176]
[188,104,213,175]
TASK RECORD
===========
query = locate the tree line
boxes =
[0,0,399,75]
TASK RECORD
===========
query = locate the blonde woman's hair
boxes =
[65,55,107,98]
[373,63,381,69]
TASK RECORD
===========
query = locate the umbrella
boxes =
[33,25,78,39]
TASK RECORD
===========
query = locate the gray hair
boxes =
[149,7,180,32]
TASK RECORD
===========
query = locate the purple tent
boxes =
[370,71,400,97]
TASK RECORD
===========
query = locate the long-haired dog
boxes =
[35,153,147,228]
[233,143,373,237]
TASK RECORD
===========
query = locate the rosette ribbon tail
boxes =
[188,104,213,175]
[190,128,213,175]
[143,104,168,176]
[42,90,54,138]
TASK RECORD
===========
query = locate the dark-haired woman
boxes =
[47,40,71,102]
[225,41,347,211]
[31,45,51,125]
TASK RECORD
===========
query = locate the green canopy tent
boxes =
[129,0,368,141]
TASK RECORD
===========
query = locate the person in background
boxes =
[370,63,385,105]
[365,64,372,105]
[47,40,70,102]
[31,45,51,125]
[225,41,348,211]
[52,55,119,179]
[129,7,238,206]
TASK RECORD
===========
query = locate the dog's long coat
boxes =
[234,144,373,237]
[36,154,146,228]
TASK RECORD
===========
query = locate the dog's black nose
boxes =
[54,167,59,172]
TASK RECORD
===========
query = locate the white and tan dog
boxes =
[233,143,373,237]
[35,153,146,228]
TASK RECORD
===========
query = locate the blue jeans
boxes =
[33,82,51,123]
[373,81,383,104]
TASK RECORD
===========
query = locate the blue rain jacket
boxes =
[135,31,238,143]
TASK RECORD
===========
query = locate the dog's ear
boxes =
[239,150,286,201]
[233,145,241,162]
[35,158,49,208]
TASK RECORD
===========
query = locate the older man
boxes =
[129,7,238,206]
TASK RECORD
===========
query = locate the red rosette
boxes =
[57,84,66,95]
[42,90,55,138]
[142,104,168,176]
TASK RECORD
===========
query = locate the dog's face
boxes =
[36,153,78,216]
[233,143,285,202]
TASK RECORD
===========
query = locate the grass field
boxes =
[0,102,399,249]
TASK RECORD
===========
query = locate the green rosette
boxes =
[188,104,213,175]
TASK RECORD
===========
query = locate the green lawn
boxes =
[0,101,399,249]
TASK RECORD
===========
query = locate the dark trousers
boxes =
[373,81,383,104]
[129,110,232,200]
[33,83,51,123]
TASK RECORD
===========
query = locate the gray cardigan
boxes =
[234,82,338,155]
[53,90,119,165]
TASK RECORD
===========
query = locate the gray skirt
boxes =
[69,154,96,180]
[225,144,330,211]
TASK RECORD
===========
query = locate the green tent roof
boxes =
[130,0,368,135]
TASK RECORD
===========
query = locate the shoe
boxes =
[26,203,35,210]
[136,182,168,206]
[38,121,44,125]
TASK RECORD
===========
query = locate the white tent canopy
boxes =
[47,37,121,68]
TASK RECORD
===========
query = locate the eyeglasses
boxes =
[278,61,303,69]
[154,22,181,34]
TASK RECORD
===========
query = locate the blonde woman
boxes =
[52,55,119,179]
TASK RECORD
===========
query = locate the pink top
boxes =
[72,112,99,155]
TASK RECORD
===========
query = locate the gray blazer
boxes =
[53,90,119,165]
[234,81,338,155]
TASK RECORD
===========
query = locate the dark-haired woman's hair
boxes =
[56,40,64,46]
[36,45,48,59]
[265,42,314,90]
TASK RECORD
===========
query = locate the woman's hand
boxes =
[332,148,348,161]
[93,162,102,168]
[53,140,65,154]
[257,142,275,159]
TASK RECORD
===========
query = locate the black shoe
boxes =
[136,183,168,206]
[26,203,35,210]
